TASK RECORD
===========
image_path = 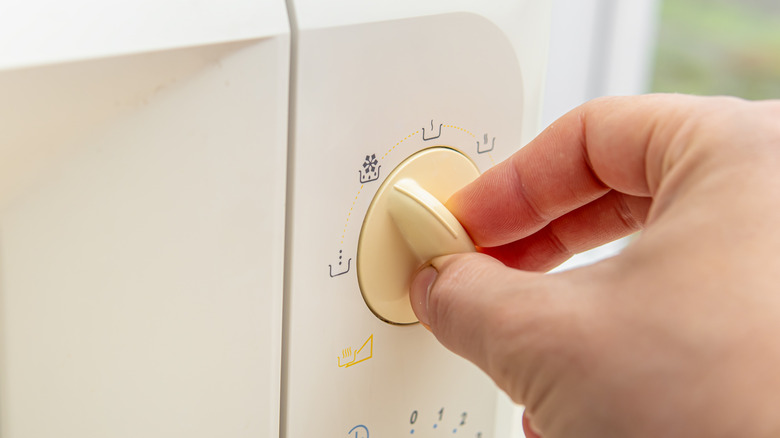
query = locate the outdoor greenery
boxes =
[652,0,780,99]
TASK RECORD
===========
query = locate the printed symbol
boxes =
[477,133,495,154]
[422,120,443,141]
[329,250,352,277]
[359,154,381,183]
[348,425,369,438]
[338,334,373,368]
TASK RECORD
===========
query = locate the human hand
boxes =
[410,95,780,437]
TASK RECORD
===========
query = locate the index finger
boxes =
[448,94,699,247]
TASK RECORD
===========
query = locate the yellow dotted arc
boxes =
[340,123,495,247]
[443,124,476,138]
[341,184,364,244]
[381,131,419,160]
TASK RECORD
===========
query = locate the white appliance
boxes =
[0,1,655,436]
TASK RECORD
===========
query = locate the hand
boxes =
[410,94,780,437]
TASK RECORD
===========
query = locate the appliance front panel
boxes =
[283,10,548,436]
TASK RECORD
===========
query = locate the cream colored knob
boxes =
[388,178,476,261]
[357,147,479,324]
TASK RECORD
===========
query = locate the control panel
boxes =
[283,5,551,436]
[287,119,508,436]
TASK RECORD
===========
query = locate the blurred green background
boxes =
[652,0,780,99]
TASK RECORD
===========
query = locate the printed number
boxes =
[410,410,418,425]
[476,433,482,438]
[438,407,444,421]
[460,412,467,426]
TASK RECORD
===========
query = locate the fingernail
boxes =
[410,265,438,326]
[522,409,542,438]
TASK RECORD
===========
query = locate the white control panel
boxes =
[283,3,551,436]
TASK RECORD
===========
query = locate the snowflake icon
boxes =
[362,154,378,174]
[359,153,381,183]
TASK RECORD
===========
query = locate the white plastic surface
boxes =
[288,0,551,157]
[0,0,289,70]
[0,3,289,436]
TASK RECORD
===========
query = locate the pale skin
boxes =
[409,94,780,437]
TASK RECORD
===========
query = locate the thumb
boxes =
[410,252,593,407]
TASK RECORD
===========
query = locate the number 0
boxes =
[410,410,418,424]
